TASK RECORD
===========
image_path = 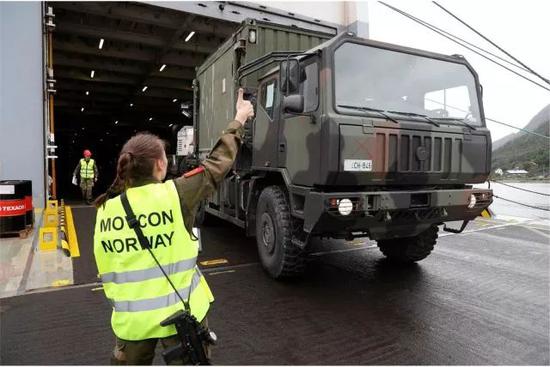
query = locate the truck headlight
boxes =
[338,199,353,216]
[468,194,476,209]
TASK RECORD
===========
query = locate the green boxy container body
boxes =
[195,19,332,154]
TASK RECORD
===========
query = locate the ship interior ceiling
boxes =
[51,1,237,200]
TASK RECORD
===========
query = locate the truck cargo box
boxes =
[194,19,333,155]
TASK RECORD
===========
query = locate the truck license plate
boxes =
[344,160,372,172]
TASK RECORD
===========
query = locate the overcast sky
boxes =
[368,0,550,141]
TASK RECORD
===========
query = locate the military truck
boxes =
[190,19,493,278]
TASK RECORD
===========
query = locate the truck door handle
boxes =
[279,143,286,152]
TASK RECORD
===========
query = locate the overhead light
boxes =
[149,117,153,121]
[142,86,148,92]
[169,123,173,127]
[129,103,133,107]
[159,64,166,72]
[85,91,89,96]
[81,107,85,112]
[172,98,177,103]
[98,38,104,49]
[182,110,191,118]
[115,120,119,125]
[185,31,195,42]
[90,70,95,78]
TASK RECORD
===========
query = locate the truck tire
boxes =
[256,186,305,279]
[377,225,438,263]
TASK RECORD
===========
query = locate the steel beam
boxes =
[52,2,237,35]
[55,52,196,80]
[147,1,340,35]
[54,38,205,68]
[55,21,220,55]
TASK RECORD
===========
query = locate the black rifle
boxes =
[120,192,216,365]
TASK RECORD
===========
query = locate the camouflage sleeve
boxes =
[173,120,244,232]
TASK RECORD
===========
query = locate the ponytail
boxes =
[94,152,133,208]
[94,133,166,208]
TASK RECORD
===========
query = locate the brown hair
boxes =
[94,132,166,207]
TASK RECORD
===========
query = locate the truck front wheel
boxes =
[376,225,438,263]
[256,186,305,279]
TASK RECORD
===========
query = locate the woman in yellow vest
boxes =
[93,89,253,364]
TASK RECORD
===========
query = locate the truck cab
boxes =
[193,22,493,279]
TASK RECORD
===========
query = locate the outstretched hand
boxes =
[234,88,254,126]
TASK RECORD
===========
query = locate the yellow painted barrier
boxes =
[43,199,59,228]
[60,230,70,257]
[39,227,58,251]
[43,211,59,228]
[45,200,58,214]
[64,206,80,257]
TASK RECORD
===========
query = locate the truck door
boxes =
[253,76,280,168]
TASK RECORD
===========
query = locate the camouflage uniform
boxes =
[73,158,99,204]
[111,120,243,365]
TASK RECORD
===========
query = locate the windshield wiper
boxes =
[386,110,440,127]
[338,104,400,124]
[433,117,477,131]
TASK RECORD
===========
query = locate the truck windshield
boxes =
[334,42,483,126]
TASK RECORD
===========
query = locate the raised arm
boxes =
[173,88,254,229]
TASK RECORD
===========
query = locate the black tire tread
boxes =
[377,226,438,263]
[257,186,305,279]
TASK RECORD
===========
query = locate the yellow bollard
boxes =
[39,227,58,251]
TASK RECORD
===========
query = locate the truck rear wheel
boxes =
[256,186,305,279]
[377,225,438,263]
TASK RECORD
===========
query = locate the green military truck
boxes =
[191,19,493,278]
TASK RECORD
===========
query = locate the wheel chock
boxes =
[480,207,494,218]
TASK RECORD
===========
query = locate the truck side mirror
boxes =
[283,94,304,113]
[280,59,300,96]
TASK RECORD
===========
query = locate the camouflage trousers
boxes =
[80,178,94,203]
[111,318,211,365]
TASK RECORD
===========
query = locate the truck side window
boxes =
[261,79,277,120]
[301,62,319,112]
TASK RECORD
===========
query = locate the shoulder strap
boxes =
[120,191,190,312]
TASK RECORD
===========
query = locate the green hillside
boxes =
[492,104,550,177]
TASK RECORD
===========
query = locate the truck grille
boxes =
[383,133,463,175]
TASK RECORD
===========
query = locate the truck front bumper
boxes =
[303,188,493,240]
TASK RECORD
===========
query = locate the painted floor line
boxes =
[309,244,378,257]
[201,262,260,274]
[17,281,101,296]
[521,226,550,241]
[439,220,533,238]
[209,270,236,276]
[312,220,541,257]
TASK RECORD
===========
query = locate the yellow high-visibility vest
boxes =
[80,158,95,179]
[94,180,214,341]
